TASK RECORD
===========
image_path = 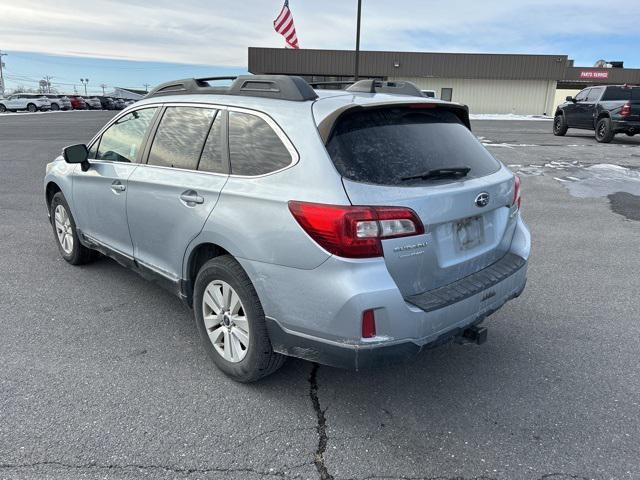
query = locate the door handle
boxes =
[180,191,204,205]
[111,181,126,193]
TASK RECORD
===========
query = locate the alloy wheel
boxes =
[54,205,74,254]
[202,280,250,363]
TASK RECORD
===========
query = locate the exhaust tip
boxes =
[462,326,488,345]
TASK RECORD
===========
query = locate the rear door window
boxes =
[147,106,216,170]
[198,112,226,174]
[228,111,292,176]
[587,87,603,102]
[96,107,158,163]
[326,107,500,186]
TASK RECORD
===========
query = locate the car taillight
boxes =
[513,175,521,210]
[621,102,631,118]
[288,201,424,258]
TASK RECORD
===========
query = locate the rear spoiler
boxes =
[316,102,471,144]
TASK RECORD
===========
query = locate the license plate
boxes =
[455,216,484,250]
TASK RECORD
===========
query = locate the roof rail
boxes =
[346,79,424,97]
[146,75,318,101]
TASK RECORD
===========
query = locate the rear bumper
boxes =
[241,216,531,369]
[612,120,640,133]
[265,257,527,369]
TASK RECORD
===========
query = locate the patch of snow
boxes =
[470,114,553,121]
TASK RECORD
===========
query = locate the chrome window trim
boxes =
[87,101,299,179]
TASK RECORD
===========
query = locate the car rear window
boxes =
[326,107,500,186]
[601,87,633,101]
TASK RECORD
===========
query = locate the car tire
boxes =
[553,114,568,136]
[51,103,60,111]
[194,255,285,382]
[50,192,95,265]
[595,117,615,143]
[27,103,37,113]
[0,104,6,113]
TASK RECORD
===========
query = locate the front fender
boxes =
[44,157,77,219]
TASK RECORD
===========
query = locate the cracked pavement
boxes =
[1,112,639,479]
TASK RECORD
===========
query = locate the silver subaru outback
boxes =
[44,75,530,382]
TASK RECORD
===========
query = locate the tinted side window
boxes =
[228,112,292,176]
[326,107,500,186]
[575,89,589,102]
[587,87,603,102]
[147,106,216,170]
[199,112,226,173]
[97,108,157,163]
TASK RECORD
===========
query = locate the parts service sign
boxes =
[579,70,609,79]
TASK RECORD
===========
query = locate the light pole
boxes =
[80,78,89,96]
[100,83,107,95]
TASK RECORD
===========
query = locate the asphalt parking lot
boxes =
[1,111,639,480]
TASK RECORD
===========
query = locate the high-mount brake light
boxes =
[288,201,425,258]
[408,103,438,109]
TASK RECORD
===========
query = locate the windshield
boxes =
[326,107,500,186]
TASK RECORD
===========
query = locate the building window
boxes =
[441,88,453,102]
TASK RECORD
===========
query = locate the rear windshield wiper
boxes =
[401,167,471,182]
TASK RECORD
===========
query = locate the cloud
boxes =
[2,0,639,67]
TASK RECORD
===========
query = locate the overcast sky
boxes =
[2,0,639,92]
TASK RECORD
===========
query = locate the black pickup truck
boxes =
[553,85,640,142]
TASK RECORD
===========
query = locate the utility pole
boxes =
[100,83,107,95]
[0,50,7,97]
[354,0,362,81]
[43,75,53,93]
[143,83,150,93]
[80,78,89,96]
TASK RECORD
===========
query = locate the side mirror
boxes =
[566,96,576,102]
[62,144,90,171]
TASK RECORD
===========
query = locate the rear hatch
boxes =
[324,104,518,297]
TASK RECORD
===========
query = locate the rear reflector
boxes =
[362,309,377,338]
[288,201,424,258]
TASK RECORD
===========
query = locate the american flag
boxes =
[273,0,300,49]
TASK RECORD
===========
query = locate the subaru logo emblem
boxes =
[475,192,490,207]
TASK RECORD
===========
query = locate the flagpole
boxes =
[354,0,362,80]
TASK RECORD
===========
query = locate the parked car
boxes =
[38,94,73,111]
[97,96,116,110]
[44,75,530,382]
[68,96,87,110]
[554,84,640,142]
[111,98,126,109]
[421,89,437,98]
[84,97,103,110]
[0,94,51,112]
